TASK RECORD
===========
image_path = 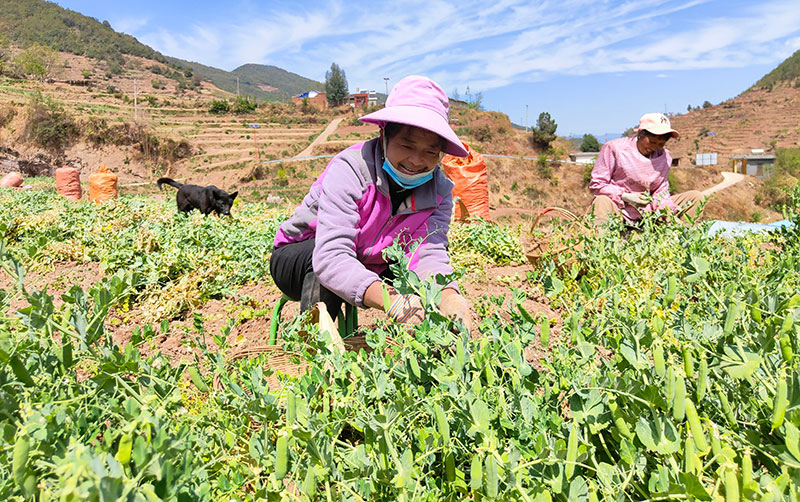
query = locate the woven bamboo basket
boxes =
[524,207,583,269]
[212,302,344,391]
[211,303,398,391]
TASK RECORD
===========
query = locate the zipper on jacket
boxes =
[365,214,396,259]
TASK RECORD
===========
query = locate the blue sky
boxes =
[55,0,800,137]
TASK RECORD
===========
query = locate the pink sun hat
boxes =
[637,112,680,139]
[359,75,469,157]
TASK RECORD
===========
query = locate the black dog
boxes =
[157,178,238,216]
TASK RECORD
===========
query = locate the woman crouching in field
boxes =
[269,75,471,329]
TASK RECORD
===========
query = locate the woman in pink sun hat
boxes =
[270,75,472,330]
[589,112,705,225]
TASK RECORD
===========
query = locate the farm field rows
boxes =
[1,184,800,500]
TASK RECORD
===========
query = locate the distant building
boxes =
[449,98,469,108]
[569,152,598,165]
[729,154,776,178]
[352,88,378,108]
[291,90,327,109]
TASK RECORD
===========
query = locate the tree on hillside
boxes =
[325,63,348,107]
[530,112,557,149]
[0,35,9,75]
[15,43,61,81]
[702,100,713,108]
[580,133,600,152]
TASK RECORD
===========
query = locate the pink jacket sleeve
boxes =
[589,144,625,207]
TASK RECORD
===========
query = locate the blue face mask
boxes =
[381,138,435,189]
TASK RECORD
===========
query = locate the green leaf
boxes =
[785,422,800,461]
[720,345,762,380]
[678,473,712,501]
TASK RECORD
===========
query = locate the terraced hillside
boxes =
[667,84,800,168]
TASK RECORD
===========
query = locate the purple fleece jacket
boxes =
[273,138,456,307]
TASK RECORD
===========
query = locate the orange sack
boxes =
[1,172,23,188]
[55,167,82,200]
[88,165,118,202]
[441,142,490,220]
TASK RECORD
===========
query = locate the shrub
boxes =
[209,100,230,114]
[471,124,493,142]
[22,93,79,151]
[151,79,163,89]
[0,104,15,128]
[233,96,257,114]
[582,163,594,187]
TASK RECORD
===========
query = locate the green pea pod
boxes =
[653,342,665,378]
[750,300,762,323]
[608,399,633,439]
[772,372,788,431]
[718,388,737,429]
[445,452,456,483]
[22,472,37,498]
[517,300,535,323]
[408,356,421,379]
[12,435,30,485]
[565,421,578,480]
[276,434,289,480]
[287,390,296,426]
[540,318,550,347]
[742,449,752,488]
[696,357,708,402]
[780,313,794,335]
[723,301,740,335]
[485,454,499,498]
[684,433,696,473]
[724,466,739,502]
[434,404,450,445]
[666,366,676,408]
[673,375,686,422]
[116,433,133,465]
[711,425,722,457]
[10,356,35,387]
[664,275,678,306]
[302,467,316,497]
[187,366,209,393]
[685,398,709,452]
[470,453,483,491]
[410,339,428,356]
[683,345,694,376]
[456,340,466,371]
[780,334,794,364]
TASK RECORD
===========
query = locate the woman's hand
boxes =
[386,294,426,325]
[439,288,472,333]
[621,192,648,207]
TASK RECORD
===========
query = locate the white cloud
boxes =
[110,16,150,35]
[134,0,800,92]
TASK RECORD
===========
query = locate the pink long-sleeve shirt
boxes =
[589,136,677,221]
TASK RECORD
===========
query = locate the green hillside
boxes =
[0,0,169,67]
[168,58,324,101]
[752,49,800,90]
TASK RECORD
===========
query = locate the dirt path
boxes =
[295,117,345,158]
[701,172,744,196]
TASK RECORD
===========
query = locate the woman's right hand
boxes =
[386,294,425,325]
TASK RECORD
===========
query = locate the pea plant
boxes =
[1,184,799,500]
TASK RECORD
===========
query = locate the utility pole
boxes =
[236,76,240,97]
[383,77,389,103]
[133,78,138,122]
